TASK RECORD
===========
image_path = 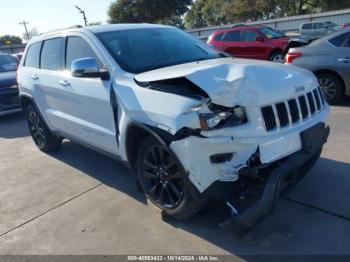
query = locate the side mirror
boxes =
[256,36,264,42]
[71,57,110,80]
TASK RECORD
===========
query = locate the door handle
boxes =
[338,58,350,63]
[31,75,39,80]
[59,80,70,87]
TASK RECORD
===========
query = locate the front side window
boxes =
[40,38,63,71]
[223,31,241,42]
[329,32,350,47]
[24,42,41,68]
[258,27,284,39]
[214,33,224,41]
[244,30,257,42]
[65,36,101,70]
[96,28,223,74]
[302,23,312,30]
[0,55,18,72]
[314,23,324,29]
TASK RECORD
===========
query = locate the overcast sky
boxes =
[0,0,113,38]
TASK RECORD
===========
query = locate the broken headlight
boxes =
[199,106,247,130]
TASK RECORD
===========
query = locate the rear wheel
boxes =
[26,104,62,152]
[316,73,344,105]
[136,136,205,219]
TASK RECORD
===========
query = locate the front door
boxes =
[241,30,267,60]
[56,34,119,155]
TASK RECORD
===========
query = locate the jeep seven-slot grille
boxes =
[261,88,325,132]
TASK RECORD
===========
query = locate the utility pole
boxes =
[19,21,30,40]
[75,6,88,26]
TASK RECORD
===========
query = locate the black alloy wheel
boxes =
[26,104,62,152]
[140,144,184,209]
[28,109,46,148]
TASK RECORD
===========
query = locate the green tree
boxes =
[0,35,22,45]
[184,0,207,29]
[108,0,192,24]
[184,0,350,29]
[185,0,231,29]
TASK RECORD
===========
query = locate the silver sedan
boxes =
[286,28,350,104]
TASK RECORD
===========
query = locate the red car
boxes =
[207,26,290,63]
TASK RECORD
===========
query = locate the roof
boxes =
[213,25,267,33]
[86,23,171,34]
[30,23,172,43]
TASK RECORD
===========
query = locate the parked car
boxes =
[208,26,295,63]
[18,24,330,230]
[286,28,350,104]
[299,21,338,38]
[0,53,21,116]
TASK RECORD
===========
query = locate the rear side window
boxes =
[244,30,257,42]
[223,31,241,42]
[314,23,324,29]
[65,36,101,70]
[24,42,42,68]
[302,23,312,30]
[214,33,224,41]
[40,38,63,71]
[329,32,350,47]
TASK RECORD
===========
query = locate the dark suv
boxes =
[0,54,21,116]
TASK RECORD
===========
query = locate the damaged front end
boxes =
[134,58,330,230]
[134,75,252,192]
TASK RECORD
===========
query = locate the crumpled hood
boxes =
[135,58,318,107]
[0,71,17,88]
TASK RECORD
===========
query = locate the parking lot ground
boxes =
[0,100,350,257]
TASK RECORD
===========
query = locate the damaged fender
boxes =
[170,136,257,193]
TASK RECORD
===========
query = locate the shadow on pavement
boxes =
[335,97,350,108]
[47,141,350,255]
[0,112,28,139]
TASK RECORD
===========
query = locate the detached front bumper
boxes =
[0,87,21,116]
[170,106,329,193]
[222,123,329,231]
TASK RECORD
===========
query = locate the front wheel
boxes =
[26,104,62,152]
[269,51,285,63]
[136,136,205,219]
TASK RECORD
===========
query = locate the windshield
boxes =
[96,28,224,74]
[0,55,18,72]
[325,21,337,27]
[258,27,285,39]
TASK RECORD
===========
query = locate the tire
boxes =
[269,50,285,63]
[316,73,344,105]
[136,136,205,219]
[26,104,62,152]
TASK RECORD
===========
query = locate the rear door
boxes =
[329,31,350,91]
[221,30,245,57]
[57,34,119,155]
[34,37,67,130]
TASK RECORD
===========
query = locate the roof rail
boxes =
[40,25,83,35]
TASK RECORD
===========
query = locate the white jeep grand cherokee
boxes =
[18,24,330,230]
